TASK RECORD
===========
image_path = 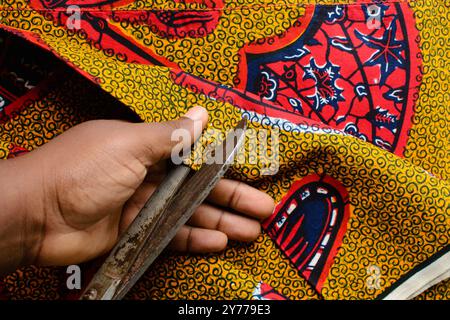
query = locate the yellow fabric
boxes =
[0,0,448,299]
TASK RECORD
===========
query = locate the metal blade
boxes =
[113,119,247,299]
[81,119,247,300]
[81,165,191,300]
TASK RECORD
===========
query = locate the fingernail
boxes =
[184,106,207,121]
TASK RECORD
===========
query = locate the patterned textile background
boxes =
[0,0,448,300]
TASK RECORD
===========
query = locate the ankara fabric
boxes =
[0,0,449,300]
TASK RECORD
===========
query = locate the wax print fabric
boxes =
[0,0,449,300]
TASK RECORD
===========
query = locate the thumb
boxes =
[133,106,208,166]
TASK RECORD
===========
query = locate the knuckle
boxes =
[229,182,243,208]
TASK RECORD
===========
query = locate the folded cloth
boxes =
[0,0,448,300]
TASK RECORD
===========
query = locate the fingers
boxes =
[188,204,261,241]
[120,177,274,254]
[122,189,230,253]
[208,179,275,220]
[134,106,208,166]
[169,225,227,253]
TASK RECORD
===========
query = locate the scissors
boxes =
[80,119,247,300]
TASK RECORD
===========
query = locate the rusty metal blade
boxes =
[113,119,247,299]
[113,120,246,300]
[81,119,247,300]
[80,165,191,300]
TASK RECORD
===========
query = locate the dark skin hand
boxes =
[0,106,275,275]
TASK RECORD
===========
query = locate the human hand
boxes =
[0,107,274,272]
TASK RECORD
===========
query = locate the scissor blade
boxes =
[80,165,191,300]
[113,119,247,299]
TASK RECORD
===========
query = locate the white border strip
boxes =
[383,250,450,300]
